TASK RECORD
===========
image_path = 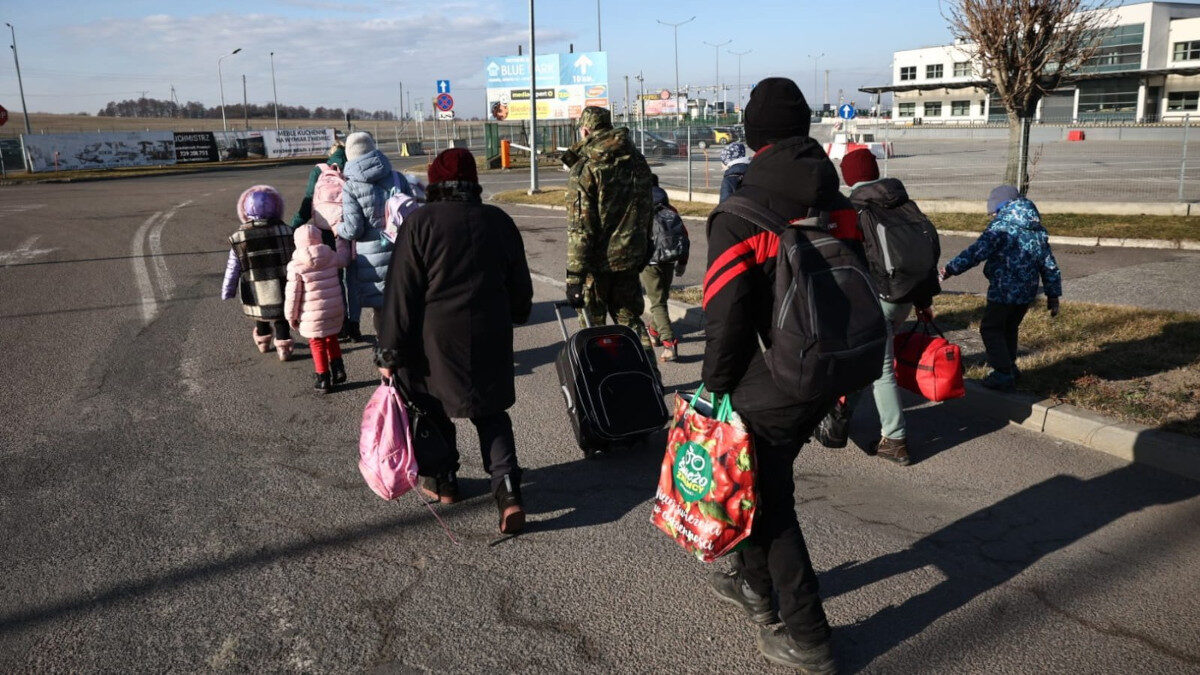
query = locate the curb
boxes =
[938,231,1200,252]
[529,269,1200,484]
[938,383,1200,483]
[495,200,1200,252]
[0,156,325,186]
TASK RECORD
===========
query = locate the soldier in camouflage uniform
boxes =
[562,106,655,345]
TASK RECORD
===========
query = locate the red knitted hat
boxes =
[840,148,880,187]
[427,148,478,185]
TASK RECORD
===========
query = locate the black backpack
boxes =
[649,203,689,265]
[710,196,887,403]
[854,198,940,303]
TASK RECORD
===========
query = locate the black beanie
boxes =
[744,77,812,151]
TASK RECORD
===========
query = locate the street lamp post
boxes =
[270,51,279,129]
[656,16,695,116]
[703,39,731,118]
[218,48,242,132]
[528,0,539,194]
[728,48,751,118]
[807,52,825,110]
[596,0,602,51]
[5,23,31,135]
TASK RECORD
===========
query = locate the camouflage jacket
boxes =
[565,127,653,280]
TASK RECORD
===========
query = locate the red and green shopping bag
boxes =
[651,386,756,563]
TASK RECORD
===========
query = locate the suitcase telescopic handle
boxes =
[553,301,592,342]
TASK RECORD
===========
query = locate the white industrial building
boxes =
[862,1,1200,123]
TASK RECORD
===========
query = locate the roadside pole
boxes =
[528,0,540,194]
[1180,115,1190,203]
[686,124,693,201]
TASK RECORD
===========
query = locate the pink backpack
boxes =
[382,192,420,243]
[359,381,419,500]
[311,163,345,231]
[359,380,460,542]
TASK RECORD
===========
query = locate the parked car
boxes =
[636,130,680,157]
[669,126,716,149]
[713,126,740,144]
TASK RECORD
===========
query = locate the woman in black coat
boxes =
[375,148,534,534]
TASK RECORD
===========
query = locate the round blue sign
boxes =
[838,104,856,120]
[436,93,455,112]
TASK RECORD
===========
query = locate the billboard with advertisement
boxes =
[262,128,335,158]
[22,131,175,173]
[485,51,609,121]
[173,132,219,163]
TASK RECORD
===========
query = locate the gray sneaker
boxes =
[708,569,779,625]
[756,625,837,674]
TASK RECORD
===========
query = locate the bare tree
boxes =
[943,0,1114,190]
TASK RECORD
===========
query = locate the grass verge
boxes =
[930,294,1199,436]
[928,212,1199,242]
[664,289,1200,436]
[492,189,1199,241]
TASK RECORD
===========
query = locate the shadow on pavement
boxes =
[823,464,1200,672]
[522,428,665,534]
[0,501,492,636]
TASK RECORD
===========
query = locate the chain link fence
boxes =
[612,116,1198,205]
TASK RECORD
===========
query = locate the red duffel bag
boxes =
[894,320,965,402]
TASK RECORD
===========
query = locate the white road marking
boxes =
[0,236,57,266]
[131,212,162,324]
[0,203,46,217]
[131,199,193,324]
[149,199,192,299]
[530,272,565,289]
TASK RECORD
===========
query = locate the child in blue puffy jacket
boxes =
[940,186,1062,391]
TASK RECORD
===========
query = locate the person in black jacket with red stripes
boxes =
[702,78,841,674]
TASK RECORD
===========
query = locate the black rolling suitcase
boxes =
[553,302,670,456]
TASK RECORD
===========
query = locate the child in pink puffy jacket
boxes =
[285,224,353,393]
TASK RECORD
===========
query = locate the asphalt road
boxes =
[647,137,1200,204]
[2,164,1199,673]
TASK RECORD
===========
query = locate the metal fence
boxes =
[622,116,1197,204]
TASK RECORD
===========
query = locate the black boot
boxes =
[313,371,332,395]
[339,321,362,343]
[330,358,347,385]
[418,472,459,504]
[708,569,779,625]
[813,400,849,449]
[756,626,837,674]
[494,474,525,534]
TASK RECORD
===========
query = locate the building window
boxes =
[899,66,916,81]
[898,102,915,117]
[951,100,971,116]
[1082,24,1144,73]
[1168,91,1200,111]
[926,64,944,79]
[924,101,943,117]
[1174,41,1200,62]
[953,61,972,77]
[1077,78,1139,121]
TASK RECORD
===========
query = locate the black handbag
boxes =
[389,377,454,466]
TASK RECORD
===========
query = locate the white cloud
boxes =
[55,6,574,115]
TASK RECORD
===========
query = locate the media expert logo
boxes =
[673,442,714,503]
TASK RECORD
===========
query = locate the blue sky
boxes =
[0,0,1168,118]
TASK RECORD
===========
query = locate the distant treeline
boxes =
[96,97,399,121]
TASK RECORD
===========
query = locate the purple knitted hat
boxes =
[237,185,284,223]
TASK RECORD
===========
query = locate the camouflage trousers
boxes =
[581,271,651,346]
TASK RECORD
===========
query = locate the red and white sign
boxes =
[0,105,8,127]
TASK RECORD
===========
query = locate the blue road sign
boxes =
[435,93,454,112]
[437,80,451,94]
[838,103,856,120]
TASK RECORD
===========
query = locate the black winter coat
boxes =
[702,136,852,413]
[376,184,533,418]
